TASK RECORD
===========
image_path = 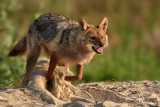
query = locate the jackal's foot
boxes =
[65,75,82,81]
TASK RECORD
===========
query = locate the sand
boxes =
[0,60,159,107]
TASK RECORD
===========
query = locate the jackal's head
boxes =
[80,17,108,54]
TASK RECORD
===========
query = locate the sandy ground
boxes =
[0,60,160,107]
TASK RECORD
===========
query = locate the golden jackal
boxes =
[8,13,108,87]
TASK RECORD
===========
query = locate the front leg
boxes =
[65,64,84,81]
[46,53,58,81]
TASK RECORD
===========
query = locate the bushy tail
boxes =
[8,35,27,57]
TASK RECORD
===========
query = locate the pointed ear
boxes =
[80,18,90,31]
[99,17,108,32]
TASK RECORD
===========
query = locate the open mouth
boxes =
[92,46,103,54]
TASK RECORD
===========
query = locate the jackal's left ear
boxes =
[99,17,108,32]
[80,18,90,31]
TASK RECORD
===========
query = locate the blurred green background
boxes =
[0,0,160,87]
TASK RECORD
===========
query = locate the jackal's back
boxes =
[28,13,80,42]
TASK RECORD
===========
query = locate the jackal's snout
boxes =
[99,42,104,47]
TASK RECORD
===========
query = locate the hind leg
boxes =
[22,37,41,87]
[22,47,40,87]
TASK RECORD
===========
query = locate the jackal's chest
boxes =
[57,51,95,64]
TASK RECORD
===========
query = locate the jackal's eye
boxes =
[90,37,96,40]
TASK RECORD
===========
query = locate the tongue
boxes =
[97,48,103,53]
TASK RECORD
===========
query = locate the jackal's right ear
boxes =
[80,18,90,31]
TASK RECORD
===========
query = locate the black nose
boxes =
[99,43,104,47]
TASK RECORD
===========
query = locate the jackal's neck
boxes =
[68,27,93,55]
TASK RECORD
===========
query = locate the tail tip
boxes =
[8,50,18,57]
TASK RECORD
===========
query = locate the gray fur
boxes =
[28,13,79,42]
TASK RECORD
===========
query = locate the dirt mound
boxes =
[0,60,160,107]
